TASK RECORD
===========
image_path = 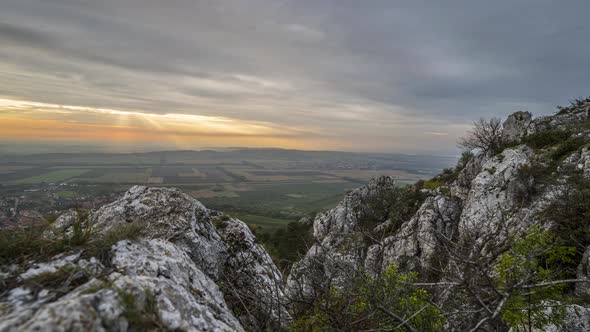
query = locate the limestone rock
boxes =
[313,176,396,240]
[216,217,290,330]
[502,111,532,142]
[380,195,461,272]
[90,186,227,279]
[459,145,532,236]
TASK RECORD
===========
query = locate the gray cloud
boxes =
[1,0,589,154]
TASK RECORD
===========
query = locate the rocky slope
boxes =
[287,99,590,331]
[0,186,288,331]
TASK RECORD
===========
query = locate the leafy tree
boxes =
[290,265,443,331]
[495,226,576,331]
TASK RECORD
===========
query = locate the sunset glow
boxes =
[0,98,322,150]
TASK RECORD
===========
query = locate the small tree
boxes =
[458,117,505,155]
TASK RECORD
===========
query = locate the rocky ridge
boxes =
[0,186,288,331]
[286,99,590,331]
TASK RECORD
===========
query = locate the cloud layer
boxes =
[1,0,589,154]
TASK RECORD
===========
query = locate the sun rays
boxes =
[0,97,315,150]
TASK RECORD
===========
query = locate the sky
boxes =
[1,0,590,155]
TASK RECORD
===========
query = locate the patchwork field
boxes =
[12,169,90,184]
[0,149,455,230]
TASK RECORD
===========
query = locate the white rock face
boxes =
[0,186,289,331]
[43,209,79,240]
[561,146,590,179]
[313,176,396,240]
[381,195,461,272]
[2,239,243,332]
[502,111,532,142]
[91,186,227,280]
[109,239,243,331]
[459,146,532,236]
[217,218,291,330]
[287,176,397,298]
[530,304,590,332]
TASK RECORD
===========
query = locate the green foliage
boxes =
[0,211,143,266]
[364,185,427,236]
[290,265,443,331]
[422,180,442,190]
[523,130,571,149]
[0,222,65,265]
[84,222,144,265]
[118,288,163,331]
[457,150,475,170]
[495,226,576,331]
[24,265,89,294]
[556,97,590,115]
[545,174,590,275]
[549,136,587,161]
[257,221,313,271]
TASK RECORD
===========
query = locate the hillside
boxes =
[2,99,590,331]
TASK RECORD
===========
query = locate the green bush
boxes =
[258,221,313,271]
[549,136,587,161]
[523,130,571,149]
[0,214,143,266]
[0,222,67,265]
[118,288,162,330]
[544,174,590,276]
[363,186,427,237]
[422,180,442,190]
[289,265,443,331]
[496,226,576,330]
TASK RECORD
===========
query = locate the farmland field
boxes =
[0,148,456,230]
[12,169,90,184]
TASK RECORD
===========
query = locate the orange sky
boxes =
[0,97,327,151]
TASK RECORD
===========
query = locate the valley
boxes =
[0,148,455,231]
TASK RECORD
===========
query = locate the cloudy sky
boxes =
[1,0,589,155]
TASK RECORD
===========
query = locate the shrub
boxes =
[0,216,143,266]
[258,221,313,271]
[523,130,571,149]
[289,265,443,331]
[496,226,576,330]
[118,288,162,330]
[364,186,427,237]
[549,136,587,161]
[457,150,475,170]
[84,222,144,265]
[422,180,442,190]
[544,174,590,276]
[458,117,506,154]
[0,222,67,265]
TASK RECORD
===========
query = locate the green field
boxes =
[55,190,78,198]
[0,149,451,230]
[233,214,295,232]
[13,169,89,184]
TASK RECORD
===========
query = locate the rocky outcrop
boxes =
[380,195,461,272]
[287,176,397,298]
[217,217,290,330]
[90,186,227,280]
[0,186,288,331]
[313,176,396,240]
[502,111,532,142]
[43,209,80,240]
[459,145,532,237]
[530,100,590,134]
[287,102,590,331]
